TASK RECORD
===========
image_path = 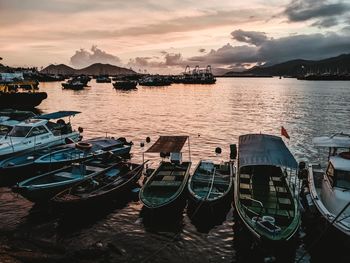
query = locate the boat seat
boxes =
[55,171,80,179]
[158,171,172,176]
[240,173,251,179]
[150,181,182,187]
[172,171,185,176]
[85,166,104,173]
[162,175,175,181]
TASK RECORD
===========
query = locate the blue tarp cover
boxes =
[238,134,297,169]
[36,111,81,120]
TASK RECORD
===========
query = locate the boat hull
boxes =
[0,92,47,109]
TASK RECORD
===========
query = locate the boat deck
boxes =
[238,169,295,226]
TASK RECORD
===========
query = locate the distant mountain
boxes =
[224,54,350,77]
[41,63,136,75]
[41,64,75,75]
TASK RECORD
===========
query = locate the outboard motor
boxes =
[230,144,237,160]
[298,161,308,180]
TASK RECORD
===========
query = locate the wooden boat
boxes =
[12,155,121,203]
[52,161,145,210]
[234,134,300,243]
[113,80,137,90]
[140,136,191,212]
[302,133,350,237]
[187,160,234,212]
[34,137,131,169]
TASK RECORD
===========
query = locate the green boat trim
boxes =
[234,134,301,242]
[234,165,301,241]
[188,160,234,202]
[140,161,191,209]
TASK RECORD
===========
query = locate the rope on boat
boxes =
[296,201,350,263]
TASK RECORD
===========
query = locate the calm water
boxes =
[0,78,350,262]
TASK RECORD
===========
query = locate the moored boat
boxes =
[140,136,191,213]
[34,137,132,170]
[302,133,350,237]
[113,80,137,90]
[187,160,234,213]
[12,154,121,203]
[52,161,145,210]
[234,134,301,243]
[0,111,81,159]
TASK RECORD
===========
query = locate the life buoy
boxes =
[339,152,350,160]
[76,142,92,150]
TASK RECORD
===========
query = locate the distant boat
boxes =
[113,80,137,90]
[140,136,191,212]
[234,134,301,242]
[0,111,81,159]
[187,160,234,212]
[52,161,145,210]
[61,80,84,90]
[302,133,350,237]
[12,155,122,203]
[138,76,172,86]
[180,65,216,84]
[96,75,111,83]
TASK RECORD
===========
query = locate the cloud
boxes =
[70,45,121,68]
[128,52,186,70]
[283,0,350,28]
[231,29,268,46]
[311,17,338,28]
[186,30,350,67]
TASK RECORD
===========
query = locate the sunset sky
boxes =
[0,0,349,73]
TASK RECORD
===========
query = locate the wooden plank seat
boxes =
[149,181,182,187]
[55,171,81,179]
[85,166,104,173]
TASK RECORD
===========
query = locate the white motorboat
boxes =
[0,111,81,159]
[305,133,350,236]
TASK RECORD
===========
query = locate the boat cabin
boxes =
[325,155,350,190]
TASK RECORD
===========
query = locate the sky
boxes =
[0,0,349,73]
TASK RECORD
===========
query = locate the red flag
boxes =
[281,126,290,139]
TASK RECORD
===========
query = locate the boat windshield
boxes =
[8,126,31,137]
[335,170,350,190]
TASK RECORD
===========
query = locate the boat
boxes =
[113,80,137,90]
[0,109,36,139]
[0,147,56,186]
[12,154,122,203]
[51,161,145,210]
[181,65,216,84]
[0,82,47,109]
[140,136,191,212]
[302,133,350,237]
[34,137,132,170]
[234,134,301,242]
[138,76,172,86]
[187,160,234,213]
[61,79,84,90]
[96,75,111,83]
[0,111,81,160]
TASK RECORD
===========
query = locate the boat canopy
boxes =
[238,134,297,169]
[36,111,81,120]
[146,136,188,153]
[313,133,350,148]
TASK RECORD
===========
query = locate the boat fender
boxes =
[215,147,222,154]
[78,127,84,133]
[146,137,151,143]
[76,142,92,150]
[230,144,237,159]
[140,142,145,148]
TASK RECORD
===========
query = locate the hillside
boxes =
[41,63,136,75]
[224,54,350,77]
